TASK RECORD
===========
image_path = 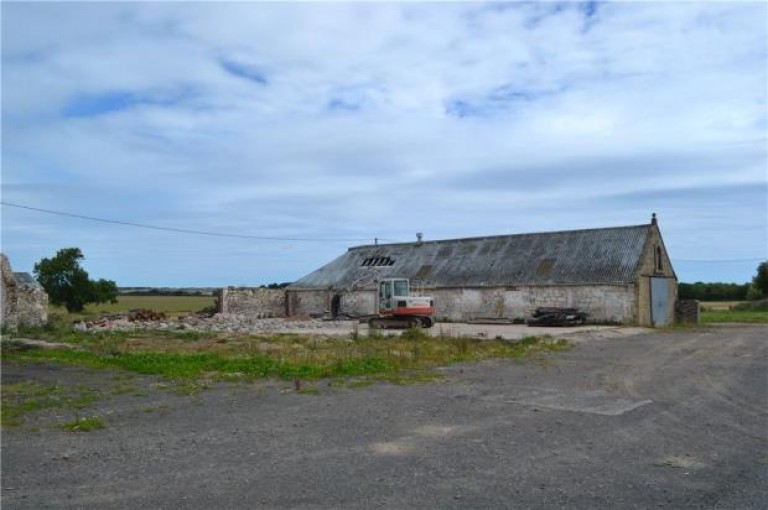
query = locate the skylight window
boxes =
[361,256,395,267]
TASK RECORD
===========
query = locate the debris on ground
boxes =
[527,307,588,327]
[128,308,167,322]
[72,313,358,334]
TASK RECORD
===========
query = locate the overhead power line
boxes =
[1,201,388,243]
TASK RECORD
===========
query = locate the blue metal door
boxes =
[651,277,670,326]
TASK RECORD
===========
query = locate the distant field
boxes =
[50,295,216,317]
[699,301,743,311]
[701,310,768,324]
[699,301,768,324]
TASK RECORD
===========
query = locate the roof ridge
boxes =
[349,223,650,251]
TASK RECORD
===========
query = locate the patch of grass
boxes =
[699,301,743,312]
[168,380,210,396]
[3,334,571,394]
[1,381,101,427]
[0,338,41,352]
[701,310,768,324]
[63,416,105,432]
[733,300,768,312]
[12,324,218,347]
[50,295,216,317]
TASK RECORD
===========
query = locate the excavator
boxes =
[368,278,435,329]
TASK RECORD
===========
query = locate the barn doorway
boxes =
[331,294,342,319]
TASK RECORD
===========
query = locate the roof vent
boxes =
[416,232,423,244]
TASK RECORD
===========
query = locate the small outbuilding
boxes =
[286,215,677,326]
[1,253,49,331]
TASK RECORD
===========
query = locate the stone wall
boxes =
[432,285,636,323]
[286,284,638,324]
[675,299,700,324]
[1,253,48,331]
[218,287,286,317]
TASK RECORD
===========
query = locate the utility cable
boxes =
[1,201,390,243]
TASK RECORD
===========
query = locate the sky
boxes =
[1,1,766,287]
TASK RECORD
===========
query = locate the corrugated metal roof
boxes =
[289,224,652,290]
[13,272,43,289]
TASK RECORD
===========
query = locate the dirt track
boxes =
[2,324,767,509]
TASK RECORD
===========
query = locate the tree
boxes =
[677,281,750,301]
[33,248,118,313]
[749,261,768,300]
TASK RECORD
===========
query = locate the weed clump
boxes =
[63,416,105,432]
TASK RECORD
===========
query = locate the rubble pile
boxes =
[527,307,588,327]
[73,313,356,334]
[128,308,167,321]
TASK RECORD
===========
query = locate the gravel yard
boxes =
[2,324,766,509]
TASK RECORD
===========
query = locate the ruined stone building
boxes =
[1,253,48,331]
[285,215,677,326]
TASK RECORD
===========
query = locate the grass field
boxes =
[698,300,768,324]
[50,295,217,318]
[701,310,768,324]
[699,301,744,312]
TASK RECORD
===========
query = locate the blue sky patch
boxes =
[62,87,197,118]
[63,91,139,117]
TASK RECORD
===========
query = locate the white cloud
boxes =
[2,1,766,285]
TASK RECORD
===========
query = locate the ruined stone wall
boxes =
[1,253,48,331]
[284,290,374,318]
[675,299,700,324]
[218,287,286,318]
[13,284,49,329]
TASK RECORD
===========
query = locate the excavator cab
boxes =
[371,278,435,329]
[378,278,410,312]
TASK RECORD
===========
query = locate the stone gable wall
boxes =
[634,222,678,326]
[675,299,700,324]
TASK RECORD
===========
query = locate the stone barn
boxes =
[286,215,677,327]
[1,253,49,331]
